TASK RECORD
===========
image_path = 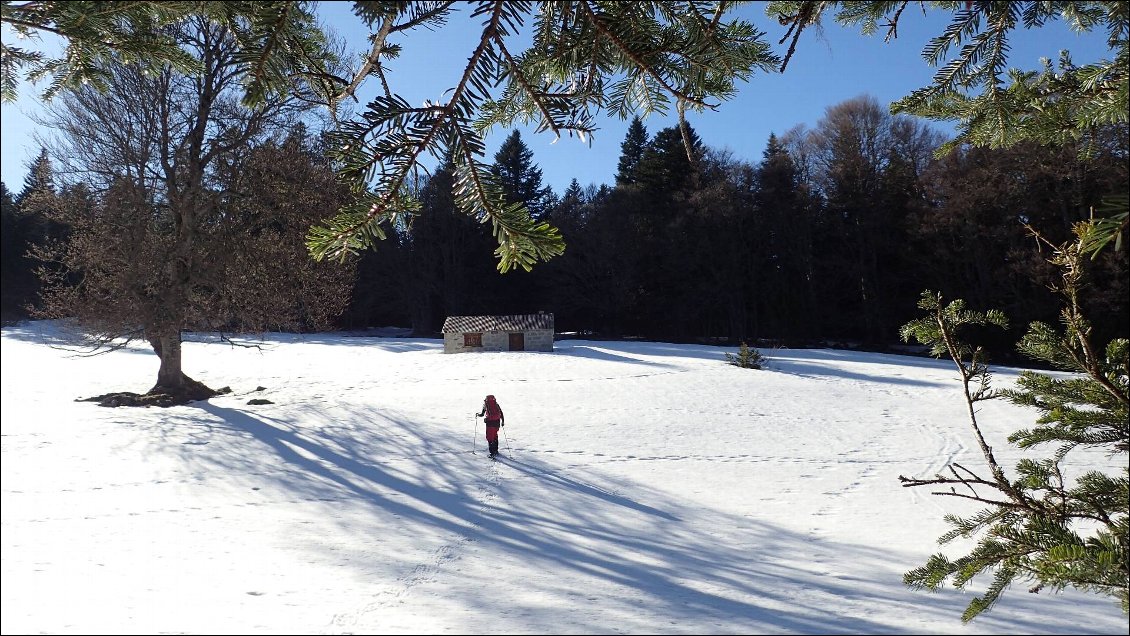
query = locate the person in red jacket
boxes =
[476,394,505,458]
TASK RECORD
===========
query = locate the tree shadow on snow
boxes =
[768,358,951,389]
[552,343,679,370]
[177,402,1116,635]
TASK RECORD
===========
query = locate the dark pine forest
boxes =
[4,96,1128,360]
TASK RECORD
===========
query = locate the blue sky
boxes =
[0,2,1115,195]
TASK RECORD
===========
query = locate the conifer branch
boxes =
[707,1,729,36]
[578,1,714,109]
[774,0,820,72]
[495,38,561,138]
[246,2,297,100]
[333,15,394,106]
[880,0,913,43]
[928,296,1014,494]
[388,1,458,34]
[312,3,507,261]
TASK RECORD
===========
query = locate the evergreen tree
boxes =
[577,183,644,336]
[637,123,714,339]
[549,178,587,230]
[686,149,760,342]
[0,181,24,321]
[724,342,766,369]
[0,181,14,246]
[547,183,633,335]
[486,130,554,311]
[6,150,62,321]
[636,124,704,194]
[898,223,1129,622]
[558,179,585,211]
[490,130,555,221]
[16,148,54,205]
[753,132,816,341]
[404,157,504,332]
[402,161,459,333]
[615,116,649,186]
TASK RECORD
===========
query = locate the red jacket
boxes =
[479,397,504,425]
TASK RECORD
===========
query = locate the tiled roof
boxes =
[442,314,554,333]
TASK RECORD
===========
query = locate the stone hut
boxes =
[441,313,554,353]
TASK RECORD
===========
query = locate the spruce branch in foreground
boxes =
[897,223,1129,622]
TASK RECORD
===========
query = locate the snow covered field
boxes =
[2,322,1125,634]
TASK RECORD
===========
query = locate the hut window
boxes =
[464,333,482,347]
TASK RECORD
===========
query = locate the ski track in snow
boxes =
[329,450,511,633]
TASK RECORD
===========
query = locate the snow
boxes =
[2,321,1125,635]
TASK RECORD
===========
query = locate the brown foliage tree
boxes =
[32,19,354,406]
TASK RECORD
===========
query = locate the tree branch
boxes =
[332,14,394,107]
[495,36,560,138]
[324,2,507,250]
[388,1,459,34]
[579,1,714,109]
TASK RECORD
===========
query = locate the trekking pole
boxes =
[501,423,513,459]
[472,414,479,453]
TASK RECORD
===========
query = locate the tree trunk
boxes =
[147,331,217,403]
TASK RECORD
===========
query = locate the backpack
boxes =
[484,396,502,420]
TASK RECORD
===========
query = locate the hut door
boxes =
[508,332,525,351]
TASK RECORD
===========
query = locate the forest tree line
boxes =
[3,95,1128,358]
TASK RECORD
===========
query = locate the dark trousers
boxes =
[485,422,500,455]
